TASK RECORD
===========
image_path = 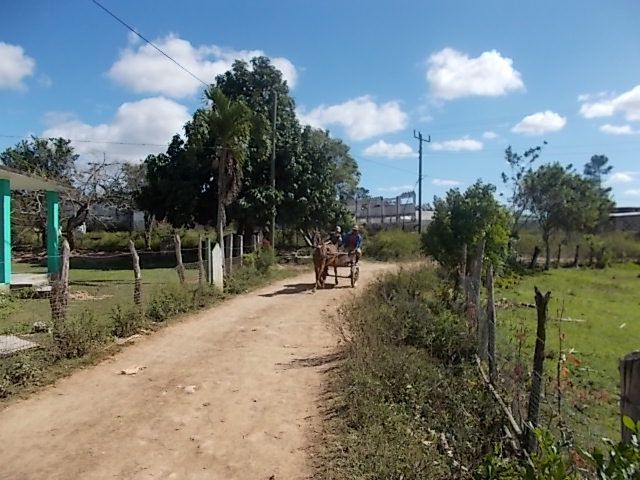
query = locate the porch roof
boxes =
[0,166,67,192]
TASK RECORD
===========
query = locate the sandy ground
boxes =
[0,262,394,480]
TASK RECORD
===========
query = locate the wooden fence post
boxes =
[524,287,552,452]
[128,240,142,307]
[239,234,244,267]
[206,237,212,284]
[50,239,70,327]
[486,263,497,381]
[529,246,540,269]
[573,244,580,268]
[458,243,468,304]
[226,234,233,276]
[468,238,486,338]
[197,235,205,288]
[396,196,400,224]
[174,233,185,285]
[620,351,640,443]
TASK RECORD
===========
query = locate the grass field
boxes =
[495,262,640,446]
[1,260,199,335]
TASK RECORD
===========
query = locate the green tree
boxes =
[522,163,613,269]
[584,154,613,185]
[1,137,77,248]
[422,181,511,272]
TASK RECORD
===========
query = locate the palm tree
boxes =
[205,87,251,264]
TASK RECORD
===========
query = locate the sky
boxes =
[1,0,640,206]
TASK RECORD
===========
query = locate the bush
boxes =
[319,267,503,479]
[53,310,109,359]
[110,305,145,338]
[364,229,422,261]
[255,247,275,273]
[145,285,193,322]
[0,354,42,398]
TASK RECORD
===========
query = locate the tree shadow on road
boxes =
[259,283,316,297]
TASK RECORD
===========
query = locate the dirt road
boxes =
[0,262,393,480]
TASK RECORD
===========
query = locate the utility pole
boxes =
[270,91,278,250]
[413,130,431,234]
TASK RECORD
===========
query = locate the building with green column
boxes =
[0,166,66,289]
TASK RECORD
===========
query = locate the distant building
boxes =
[343,192,434,230]
[610,207,640,232]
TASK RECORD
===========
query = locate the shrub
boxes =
[110,305,145,338]
[364,229,422,261]
[0,354,42,398]
[53,310,109,359]
[145,285,193,322]
[255,247,275,274]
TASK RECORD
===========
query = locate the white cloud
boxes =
[363,140,414,158]
[298,96,408,141]
[42,97,190,162]
[599,124,639,135]
[608,172,638,184]
[376,185,414,193]
[432,178,462,186]
[108,34,298,98]
[511,110,566,135]
[426,48,524,100]
[579,85,640,121]
[0,42,35,90]
[623,189,640,196]
[482,130,498,140]
[430,136,483,152]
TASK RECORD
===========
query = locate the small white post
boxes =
[239,234,244,267]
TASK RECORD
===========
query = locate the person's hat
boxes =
[336,226,342,233]
[352,225,359,231]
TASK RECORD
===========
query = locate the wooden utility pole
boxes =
[413,130,431,233]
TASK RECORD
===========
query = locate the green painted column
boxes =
[0,179,10,285]
[46,191,60,275]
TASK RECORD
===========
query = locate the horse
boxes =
[312,231,349,290]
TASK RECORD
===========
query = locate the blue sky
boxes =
[1,0,640,205]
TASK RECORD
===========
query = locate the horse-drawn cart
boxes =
[313,245,360,289]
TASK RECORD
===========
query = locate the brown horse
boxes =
[312,231,349,290]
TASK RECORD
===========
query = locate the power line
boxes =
[90,0,208,88]
[0,134,167,148]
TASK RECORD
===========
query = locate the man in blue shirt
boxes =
[342,225,363,263]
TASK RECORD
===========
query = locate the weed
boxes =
[53,310,109,359]
[110,305,145,338]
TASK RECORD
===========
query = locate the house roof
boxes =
[610,211,640,218]
[0,166,68,192]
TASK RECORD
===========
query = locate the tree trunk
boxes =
[620,352,640,444]
[544,235,551,270]
[217,153,226,269]
[572,244,580,268]
[524,287,552,452]
[556,242,562,269]
[143,212,153,250]
[65,204,89,251]
[486,263,497,382]
[529,245,540,269]
[129,240,142,306]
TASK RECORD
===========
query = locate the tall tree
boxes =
[205,87,251,251]
[584,154,613,185]
[500,144,545,237]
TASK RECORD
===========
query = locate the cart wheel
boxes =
[350,264,359,288]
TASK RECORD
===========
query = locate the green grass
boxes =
[495,262,640,446]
